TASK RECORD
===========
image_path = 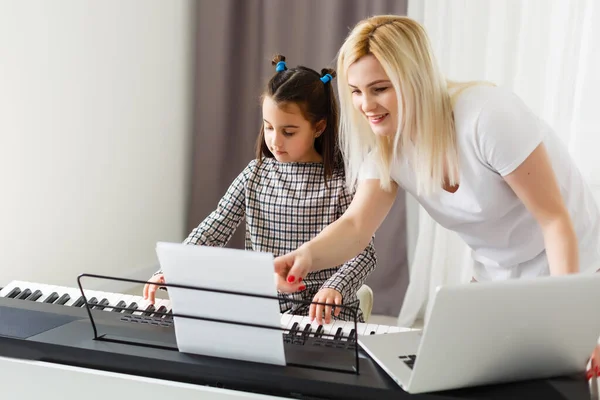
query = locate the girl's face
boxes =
[347,54,399,137]
[262,96,324,163]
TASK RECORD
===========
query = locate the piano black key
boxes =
[112,300,127,312]
[28,290,43,301]
[94,298,110,310]
[6,287,21,299]
[43,292,59,304]
[163,310,173,320]
[302,324,312,338]
[334,327,343,341]
[370,330,376,335]
[55,293,70,305]
[16,289,32,300]
[72,296,86,307]
[314,325,324,338]
[153,305,168,318]
[142,304,155,316]
[289,322,299,335]
[348,329,356,341]
[87,297,98,307]
[123,302,138,314]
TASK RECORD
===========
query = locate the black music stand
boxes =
[76,273,362,374]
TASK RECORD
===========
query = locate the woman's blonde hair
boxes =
[337,15,477,195]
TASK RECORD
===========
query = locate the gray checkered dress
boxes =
[178,157,377,322]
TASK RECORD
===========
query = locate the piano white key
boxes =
[287,315,303,330]
[115,294,137,313]
[94,290,120,308]
[329,320,346,340]
[356,322,368,336]
[375,324,390,334]
[0,280,24,297]
[387,326,412,333]
[127,294,144,308]
[279,313,293,329]
[98,292,122,311]
[340,321,356,341]
[132,297,153,315]
[364,323,379,335]
[66,289,88,307]
[296,316,312,336]
[82,289,102,302]
[62,287,84,306]
[318,319,338,337]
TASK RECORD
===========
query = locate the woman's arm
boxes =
[304,179,397,269]
[503,143,578,275]
[275,179,398,292]
[317,180,380,300]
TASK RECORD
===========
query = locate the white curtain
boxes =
[400,0,600,327]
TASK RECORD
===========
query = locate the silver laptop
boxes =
[358,273,600,394]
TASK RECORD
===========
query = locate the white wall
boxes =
[0,0,196,291]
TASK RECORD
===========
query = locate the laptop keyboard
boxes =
[398,354,417,369]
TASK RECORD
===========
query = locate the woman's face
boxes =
[347,54,399,137]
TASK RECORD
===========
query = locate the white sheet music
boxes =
[156,243,286,366]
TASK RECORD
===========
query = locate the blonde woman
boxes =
[272,15,600,376]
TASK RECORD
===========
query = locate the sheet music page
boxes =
[156,243,286,366]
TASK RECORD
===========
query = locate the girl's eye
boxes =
[265,126,273,130]
[351,89,361,94]
[374,87,388,93]
[283,131,295,137]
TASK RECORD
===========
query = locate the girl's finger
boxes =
[309,301,317,321]
[324,298,333,324]
[315,302,325,325]
[333,295,342,317]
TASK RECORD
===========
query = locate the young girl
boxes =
[143,55,377,325]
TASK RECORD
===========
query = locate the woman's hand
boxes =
[274,247,312,293]
[274,180,398,293]
[589,344,600,380]
[142,274,165,304]
[310,288,342,325]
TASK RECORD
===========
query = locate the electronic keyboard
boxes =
[0,280,403,340]
[0,281,590,399]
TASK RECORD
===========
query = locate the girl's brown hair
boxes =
[256,54,342,182]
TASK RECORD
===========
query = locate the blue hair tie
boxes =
[275,61,286,72]
[320,73,332,84]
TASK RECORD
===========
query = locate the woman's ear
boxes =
[315,119,326,137]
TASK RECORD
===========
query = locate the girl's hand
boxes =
[310,288,342,325]
[142,274,165,304]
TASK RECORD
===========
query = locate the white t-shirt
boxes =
[359,85,600,281]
